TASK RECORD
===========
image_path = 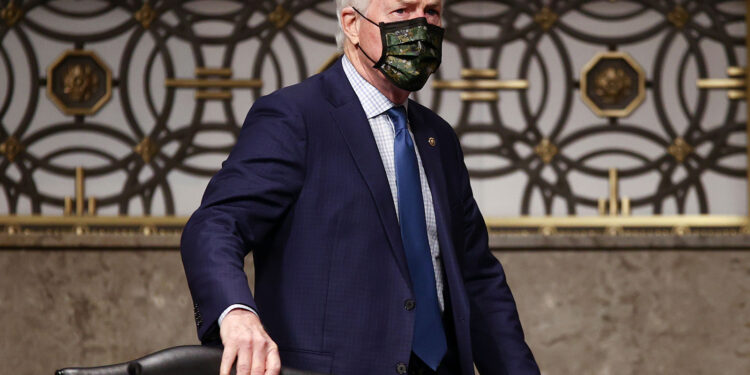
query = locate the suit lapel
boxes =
[408,105,454,248]
[327,79,412,287]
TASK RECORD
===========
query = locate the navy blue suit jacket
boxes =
[181,58,539,375]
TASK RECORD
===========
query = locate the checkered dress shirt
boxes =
[342,55,445,311]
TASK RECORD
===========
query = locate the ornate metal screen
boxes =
[433,1,748,217]
[0,0,748,241]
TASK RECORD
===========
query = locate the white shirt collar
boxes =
[342,54,408,119]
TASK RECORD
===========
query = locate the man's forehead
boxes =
[384,0,442,7]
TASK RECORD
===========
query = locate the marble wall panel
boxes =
[1,250,748,375]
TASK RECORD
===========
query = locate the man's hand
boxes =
[220,309,281,375]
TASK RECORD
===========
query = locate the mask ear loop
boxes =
[351,7,384,68]
[352,7,379,27]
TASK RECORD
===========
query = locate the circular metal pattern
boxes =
[0,0,746,217]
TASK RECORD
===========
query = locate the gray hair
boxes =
[335,0,372,50]
[334,0,444,50]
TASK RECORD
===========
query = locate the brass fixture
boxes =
[165,67,263,100]
[0,136,22,162]
[697,66,747,100]
[597,168,630,217]
[134,1,156,29]
[268,4,292,29]
[64,167,96,217]
[433,69,528,102]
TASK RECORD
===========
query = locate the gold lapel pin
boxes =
[428,137,436,147]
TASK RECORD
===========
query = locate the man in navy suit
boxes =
[181,0,540,374]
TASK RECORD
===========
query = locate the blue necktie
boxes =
[387,106,447,370]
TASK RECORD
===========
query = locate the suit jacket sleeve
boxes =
[451,135,540,375]
[180,93,307,343]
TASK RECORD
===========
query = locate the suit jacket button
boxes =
[396,362,408,374]
[404,299,416,311]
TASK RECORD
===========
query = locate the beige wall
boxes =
[2,249,748,375]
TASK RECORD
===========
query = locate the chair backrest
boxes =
[56,345,323,375]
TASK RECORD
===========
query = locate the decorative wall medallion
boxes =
[268,4,291,29]
[580,51,646,118]
[668,137,693,163]
[667,5,689,29]
[1,0,22,27]
[64,64,99,102]
[47,50,112,116]
[134,2,156,29]
[0,136,22,162]
[534,138,557,164]
[534,6,557,31]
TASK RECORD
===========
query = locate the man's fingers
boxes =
[264,343,281,375]
[250,339,268,375]
[220,344,239,375]
[218,312,279,375]
[236,343,253,375]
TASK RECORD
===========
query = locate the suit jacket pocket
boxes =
[278,347,333,374]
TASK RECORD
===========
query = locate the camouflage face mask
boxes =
[354,8,444,92]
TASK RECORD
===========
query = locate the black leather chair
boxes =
[56,345,322,375]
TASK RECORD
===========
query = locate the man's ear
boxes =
[340,7,359,46]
